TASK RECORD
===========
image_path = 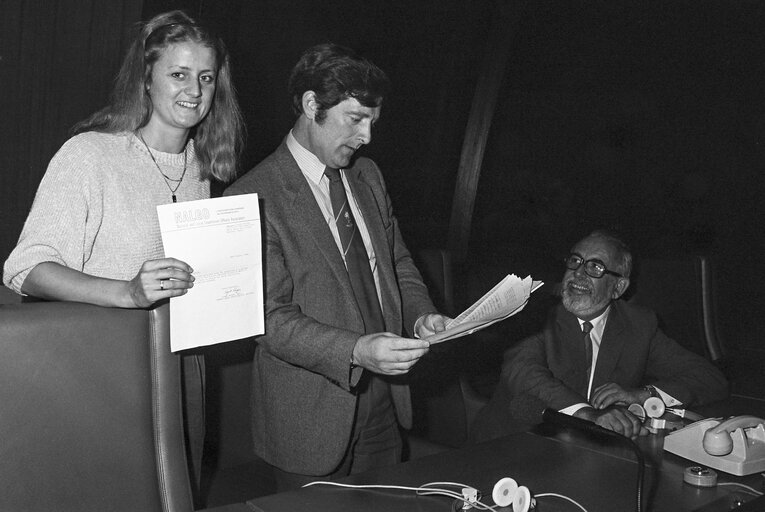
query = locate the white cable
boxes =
[301,482,462,501]
[303,481,499,511]
[303,480,471,491]
[417,481,492,507]
[303,481,423,491]
[536,492,589,511]
[717,482,764,496]
[418,482,501,511]
[422,481,480,490]
[304,480,586,512]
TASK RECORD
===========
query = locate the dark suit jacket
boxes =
[471,300,729,442]
[224,141,436,475]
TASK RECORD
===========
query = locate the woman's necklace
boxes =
[137,131,188,203]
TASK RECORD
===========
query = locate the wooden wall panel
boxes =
[447,2,515,261]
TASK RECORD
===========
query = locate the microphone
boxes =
[542,408,645,512]
[542,408,619,437]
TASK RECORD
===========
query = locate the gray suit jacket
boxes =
[471,300,729,442]
[224,140,436,474]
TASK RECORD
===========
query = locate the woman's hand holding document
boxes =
[157,193,264,351]
[425,275,543,344]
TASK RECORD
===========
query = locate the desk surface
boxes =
[206,396,765,512]
[241,428,761,512]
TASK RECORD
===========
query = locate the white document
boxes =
[426,274,543,344]
[157,194,264,352]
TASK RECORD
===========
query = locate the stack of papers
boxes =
[426,274,543,344]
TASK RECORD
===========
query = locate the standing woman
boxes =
[3,9,244,499]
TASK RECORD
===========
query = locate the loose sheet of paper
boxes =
[157,194,264,351]
[426,274,543,344]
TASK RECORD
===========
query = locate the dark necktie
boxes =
[325,167,385,334]
[583,321,594,384]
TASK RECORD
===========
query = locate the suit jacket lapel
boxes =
[344,164,399,327]
[273,143,351,290]
[345,165,388,267]
[556,309,591,395]
[592,301,628,387]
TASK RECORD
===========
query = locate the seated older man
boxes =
[472,230,728,440]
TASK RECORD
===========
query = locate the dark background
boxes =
[3,0,764,353]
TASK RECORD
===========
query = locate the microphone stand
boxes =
[542,409,645,512]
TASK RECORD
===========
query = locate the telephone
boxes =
[663,415,765,476]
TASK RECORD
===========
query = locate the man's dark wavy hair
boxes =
[288,43,390,122]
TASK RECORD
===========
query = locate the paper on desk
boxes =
[157,194,264,352]
[425,274,543,344]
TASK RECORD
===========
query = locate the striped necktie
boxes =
[325,167,385,334]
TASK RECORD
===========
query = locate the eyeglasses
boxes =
[564,254,623,279]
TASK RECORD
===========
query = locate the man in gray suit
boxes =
[225,43,450,489]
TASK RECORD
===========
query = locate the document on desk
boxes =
[157,194,264,352]
[425,274,543,344]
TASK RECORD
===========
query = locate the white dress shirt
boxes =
[285,131,383,308]
[561,306,680,416]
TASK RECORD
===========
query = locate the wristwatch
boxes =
[643,384,660,399]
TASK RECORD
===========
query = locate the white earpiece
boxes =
[513,486,536,512]
[492,477,518,507]
[644,396,665,418]
[492,478,536,511]
[628,403,647,422]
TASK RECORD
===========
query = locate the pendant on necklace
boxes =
[136,131,187,205]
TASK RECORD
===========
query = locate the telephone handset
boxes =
[703,415,764,456]
[663,415,765,476]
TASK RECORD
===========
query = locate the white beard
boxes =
[561,282,612,319]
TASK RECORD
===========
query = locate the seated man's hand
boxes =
[590,382,648,410]
[352,333,430,375]
[574,405,649,438]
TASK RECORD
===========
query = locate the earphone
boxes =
[643,396,665,418]
[301,479,584,512]
[491,477,536,511]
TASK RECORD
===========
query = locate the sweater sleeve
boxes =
[3,136,104,293]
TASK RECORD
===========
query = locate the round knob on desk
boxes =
[683,466,718,487]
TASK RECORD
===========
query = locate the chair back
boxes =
[413,248,456,316]
[626,255,726,363]
[0,301,193,512]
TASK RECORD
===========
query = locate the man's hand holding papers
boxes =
[425,274,543,344]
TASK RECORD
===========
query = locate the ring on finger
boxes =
[160,280,165,291]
